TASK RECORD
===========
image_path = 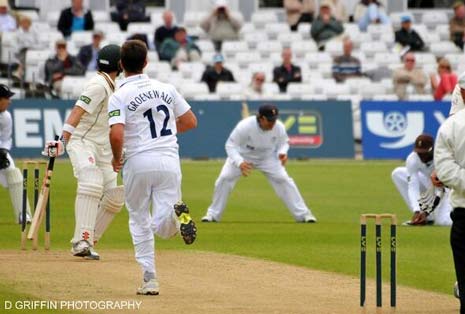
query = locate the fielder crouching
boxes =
[43,45,124,260]
[391,134,452,226]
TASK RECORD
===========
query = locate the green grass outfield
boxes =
[0,159,456,305]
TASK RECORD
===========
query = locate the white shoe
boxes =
[137,279,159,295]
[18,213,32,225]
[201,214,216,222]
[303,213,317,223]
[84,247,100,260]
[71,240,91,257]
[455,281,460,299]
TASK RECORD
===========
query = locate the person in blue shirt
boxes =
[57,0,94,38]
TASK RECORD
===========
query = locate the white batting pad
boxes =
[6,167,31,220]
[72,167,104,245]
[94,185,124,242]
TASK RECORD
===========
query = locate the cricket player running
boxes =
[0,84,32,224]
[43,45,124,260]
[201,104,317,223]
[391,134,452,226]
[108,40,197,295]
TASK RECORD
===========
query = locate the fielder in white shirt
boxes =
[391,134,452,226]
[201,104,317,223]
[108,40,197,296]
[43,45,125,260]
[0,84,32,224]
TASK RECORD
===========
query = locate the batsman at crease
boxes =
[43,44,125,260]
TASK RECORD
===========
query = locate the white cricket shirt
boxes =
[226,116,289,167]
[449,84,464,116]
[435,109,465,208]
[72,72,115,145]
[108,74,190,159]
[0,110,12,150]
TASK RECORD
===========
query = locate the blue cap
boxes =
[401,15,412,23]
[0,84,14,98]
[259,104,279,121]
[212,54,224,63]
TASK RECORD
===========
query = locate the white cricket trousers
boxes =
[206,157,312,221]
[123,152,181,276]
[391,167,452,226]
[0,153,15,187]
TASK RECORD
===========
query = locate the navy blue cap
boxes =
[258,104,279,121]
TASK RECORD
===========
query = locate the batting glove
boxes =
[41,139,65,157]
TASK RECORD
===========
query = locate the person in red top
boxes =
[430,58,457,101]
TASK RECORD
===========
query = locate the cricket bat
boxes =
[27,136,59,249]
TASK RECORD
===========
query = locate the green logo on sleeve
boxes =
[79,95,92,104]
[109,110,120,118]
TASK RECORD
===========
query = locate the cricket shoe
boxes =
[402,220,434,226]
[84,247,100,261]
[455,281,460,299]
[201,214,216,222]
[174,201,197,245]
[17,213,32,225]
[137,279,159,296]
[303,213,317,223]
[71,240,91,257]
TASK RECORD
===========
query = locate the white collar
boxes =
[118,73,149,88]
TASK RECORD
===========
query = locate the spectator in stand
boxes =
[159,27,201,69]
[44,39,85,98]
[354,0,390,32]
[327,0,348,22]
[127,33,150,50]
[273,47,302,93]
[13,15,42,80]
[201,54,235,93]
[57,0,94,38]
[393,52,427,100]
[450,1,465,49]
[200,0,242,51]
[154,10,178,55]
[111,0,150,31]
[246,72,266,98]
[284,0,315,31]
[77,30,104,72]
[430,58,458,101]
[395,15,425,52]
[332,37,362,82]
[0,0,16,32]
[310,1,344,49]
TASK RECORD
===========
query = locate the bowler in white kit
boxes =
[201,104,317,223]
[108,40,197,295]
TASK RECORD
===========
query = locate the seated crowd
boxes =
[0,0,462,101]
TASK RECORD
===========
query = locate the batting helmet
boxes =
[97,44,121,73]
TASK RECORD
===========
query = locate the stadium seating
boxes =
[251,11,278,28]
[70,31,93,49]
[421,11,448,28]
[0,1,461,104]
[216,82,245,99]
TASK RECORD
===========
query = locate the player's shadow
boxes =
[209,221,302,224]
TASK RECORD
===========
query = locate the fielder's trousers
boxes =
[451,208,465,314]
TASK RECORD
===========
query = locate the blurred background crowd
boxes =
[0,0,461,104]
